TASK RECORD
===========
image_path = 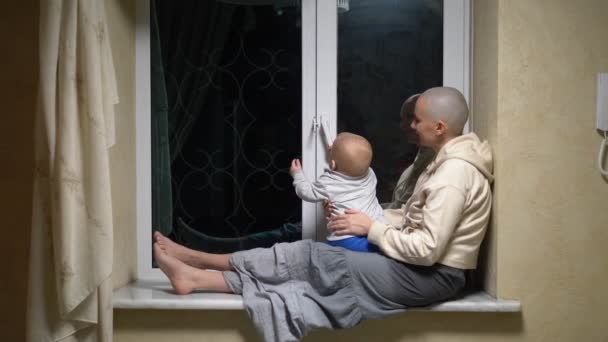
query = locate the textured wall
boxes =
[107,0,137,289]
[471,0,499,297]
[495,0,608,340]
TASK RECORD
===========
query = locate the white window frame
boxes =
[444,0,471,132]
[135,0,470,281]
[135,0,154,280]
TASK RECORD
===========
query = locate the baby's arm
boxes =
[290,159,329,202]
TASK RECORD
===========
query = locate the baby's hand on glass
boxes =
[290,159,302,176]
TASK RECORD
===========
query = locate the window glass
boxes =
[337,0,443,201]
[151,0,303,255]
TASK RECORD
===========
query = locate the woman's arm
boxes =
[328,185,466,266]
[369,186,465,265]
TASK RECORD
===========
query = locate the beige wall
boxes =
[106,0,138,289]
[471,0,499,296]
[473,1,608,341]
[493,0,608,340]
[3,0,608,341]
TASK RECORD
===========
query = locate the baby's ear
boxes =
[330,160,336,170]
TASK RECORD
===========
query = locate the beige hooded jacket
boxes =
[368,133,493,269]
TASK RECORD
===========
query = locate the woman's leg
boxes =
[176,218,302,253]
[154,243,232,294]
[345,251,466,314]
[154,232,233,271]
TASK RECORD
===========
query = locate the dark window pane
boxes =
[151,0,302,255]
[337,0,443,202]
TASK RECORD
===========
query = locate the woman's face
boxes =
[410,99,437,148]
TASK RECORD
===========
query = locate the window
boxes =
[136,0,470,280]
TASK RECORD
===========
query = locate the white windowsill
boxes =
[113,280,521,312]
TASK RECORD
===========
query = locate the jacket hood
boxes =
[428,133,494,183]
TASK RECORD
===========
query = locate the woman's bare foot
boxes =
[154,231,234,271]
[154,243,233,294]
[154,243,202,295]
[154,231,197,266]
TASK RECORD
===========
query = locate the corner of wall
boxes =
[106,0,138,288]
[471,0,499,297]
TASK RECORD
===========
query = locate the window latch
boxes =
[312,116,320,132]
[313,115,333,147]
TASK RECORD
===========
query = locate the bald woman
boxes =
[153,87,494,342]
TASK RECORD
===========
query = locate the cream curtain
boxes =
[27,0,118,341]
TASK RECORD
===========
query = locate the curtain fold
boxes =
[28,0,118,341]
[150,0,173,237]
[151,0,234,237]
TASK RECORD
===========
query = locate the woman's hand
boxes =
[323,201,334,219]
[327,209,373,237]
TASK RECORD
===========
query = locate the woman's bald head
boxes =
[418,87,468,136]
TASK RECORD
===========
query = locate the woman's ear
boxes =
[435,120,448,136]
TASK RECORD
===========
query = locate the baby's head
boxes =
[330,133,373,177]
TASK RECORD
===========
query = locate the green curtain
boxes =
[151,1,235,237]
[150,0,173,236]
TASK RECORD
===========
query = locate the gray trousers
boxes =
[223,240,465,342]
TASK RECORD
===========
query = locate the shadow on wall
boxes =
[115,310,523,341]
[0,0,38,342]
[309,312,524,341]
[113,0,136,25]
[114,310,259,341]
[473,215,495,292]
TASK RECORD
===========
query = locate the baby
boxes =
[289,132,387,253]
